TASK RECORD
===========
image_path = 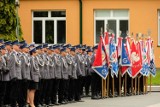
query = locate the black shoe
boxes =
[76,100,84,102]
[58,101,65,104]
[36,104,42,107]
[71,101,76,103]
[96,94,101,99]
[91,95,98,99]
[48,103,54,106]
[109,93,113,98]
[54,102,60,105]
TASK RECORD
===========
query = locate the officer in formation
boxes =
[0,39,98,107]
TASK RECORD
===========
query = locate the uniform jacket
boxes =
[20,53,31,80]
[53,54,62,79]
[9,50,22,80]
[30,56,40,82]
[61,56,69,80]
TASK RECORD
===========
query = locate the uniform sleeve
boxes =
[8,54,15,72]
[0,57,2,70]
[75,55,82,76]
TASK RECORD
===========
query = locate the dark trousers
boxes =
[35,79,43,106]
[68,78,75,101]
[21,80,29,106]
[127,74,132,94]
[40,79,50,104]
[114,75,119,94]
[91,72,99,97]
[85,75,91,95]
[74,78,81,101]
[58,79,68,102]
[10,80,24,107]
[4,81,10,105]
[140,76,144,93]
[0,81,6,106]
[79,76,86,96]
[51,79,60,104]
[45,79,53,105]
[64,80,69,101]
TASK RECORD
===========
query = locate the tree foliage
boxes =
[0,0,23,41]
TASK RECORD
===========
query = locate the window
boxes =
[158,11,160,46]
[94,10,129,44]
[32,11,66,44]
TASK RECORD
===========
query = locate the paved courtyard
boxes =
[55,92,160,107]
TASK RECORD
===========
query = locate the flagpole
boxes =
[143,76,145,94]
[146,76,148,94]
[124,73,127,96]
[119,70,121,96]
[142,34,145,94]
[138,75,140,95]
[107,71,110,97]
[150,74,151,93]
[100,27,107,98]
[148,30,152,94]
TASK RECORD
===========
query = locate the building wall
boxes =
[19,0,160,67]
[82,0,160,67]
[19,0,80,45]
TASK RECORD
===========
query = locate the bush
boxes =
[0,0,23,41]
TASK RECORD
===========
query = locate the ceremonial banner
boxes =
[147,38,156,77]
[121,42,131,66]
[131,41,142,78]
[109,34,119,77]
[104,32,109,64]
[117,37,123,57]
[92,36,109,79]
[140,40,149,76]
[121,42,131,77]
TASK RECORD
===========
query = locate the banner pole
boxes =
[146,76,148,94]
[124,73,127,96]
[150,74,151,93]
[143,76,145,94]
[107,73,109,97]
[119,71,121,96]
[102,78,106,98]
[138,75,140,95]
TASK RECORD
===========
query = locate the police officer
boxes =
[0,44,8,107]
[9,40,23,107]
[85,48,93,97]
[40,43,50,106]
[4,41,12,106]
[45,46,55,106]
[34,45,44,107]
[58,47,69,104]
[28,47,40,107]
[20,43,31,106]
[68,47,78,102]
[52,45,62,105]
[76,45,86,98]
[91,45,101,99]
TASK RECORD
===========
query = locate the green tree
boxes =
[0,0,23,41]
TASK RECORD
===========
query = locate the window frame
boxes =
[94,10,130,45]
[32,11,66,44]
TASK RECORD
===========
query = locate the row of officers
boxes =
[0,39,102,107]
[0,39,145,107]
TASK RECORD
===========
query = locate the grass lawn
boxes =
[148,69,160,85]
